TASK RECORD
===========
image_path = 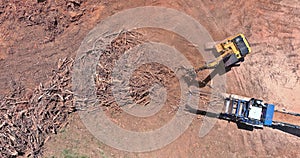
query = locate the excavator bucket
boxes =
[204,41,219,50]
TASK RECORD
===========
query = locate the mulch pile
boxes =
[0,31,146,157]
[0,58,75,157]
[96,31,145,110]
[95,30,176,110]
[0,30,183,157]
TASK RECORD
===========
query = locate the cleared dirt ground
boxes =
[0,0,299,157]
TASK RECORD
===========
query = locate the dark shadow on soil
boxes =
[185,105,300,137]
[185,105,253,131]
[181,61,241,88]
[271,124,300,137]
[186,105,300,137]
[198,62,241,88]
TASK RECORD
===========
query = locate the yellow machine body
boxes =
[215,33,251,59]
[195,34,251,72]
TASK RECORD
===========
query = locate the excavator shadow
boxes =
[181,63,236,88]
[181,48,242,88]
[198,62,240,88]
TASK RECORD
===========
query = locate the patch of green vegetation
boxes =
[59,128,66,133]
[99,149,108,158]
[62,149,89,158]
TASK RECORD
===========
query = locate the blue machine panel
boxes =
[264,104,275,126]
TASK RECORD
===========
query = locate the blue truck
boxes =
[220,94,275,128]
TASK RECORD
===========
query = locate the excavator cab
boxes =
[215,34,251,67]
[197,34,251,72]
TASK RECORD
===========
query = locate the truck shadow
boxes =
[185,105,254,131]
[271,124,300,137]
[185,105,300,137]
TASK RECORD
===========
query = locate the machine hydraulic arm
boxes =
[195,34,251,73]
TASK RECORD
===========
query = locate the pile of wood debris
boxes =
[0,30,159,157]
[0,58,75,157]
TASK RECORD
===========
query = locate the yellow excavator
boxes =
[195,33,251,72]
[186,34,300,136]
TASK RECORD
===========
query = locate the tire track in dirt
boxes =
[17,0,298,157]
[206,0,300,156]
[212,0,300,112]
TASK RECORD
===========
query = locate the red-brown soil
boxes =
[0,0,299,157]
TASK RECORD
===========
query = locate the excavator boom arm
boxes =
[195,50,232,72]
